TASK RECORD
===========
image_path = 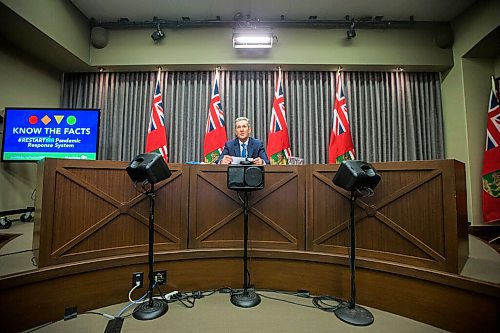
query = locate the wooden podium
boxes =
[34,158,467,273]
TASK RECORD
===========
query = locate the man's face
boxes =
[234,120,251,141]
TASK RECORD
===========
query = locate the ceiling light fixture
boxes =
[232,28,275,49]
[151,24,165,42]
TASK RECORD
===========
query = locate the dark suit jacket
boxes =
[217,137,270,164]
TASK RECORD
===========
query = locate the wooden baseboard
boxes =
[1,250,499,333]
[469,226,500,244]
[0,233,21,251]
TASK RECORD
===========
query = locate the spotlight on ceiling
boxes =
[346,22,356,40]
[232,28,275,49]
[151,24,165,43]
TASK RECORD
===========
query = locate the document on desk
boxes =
[231,156,254,164]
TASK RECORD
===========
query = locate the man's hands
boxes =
[219,156,264,165]
[252,157,264,165]
[220,155,233,164]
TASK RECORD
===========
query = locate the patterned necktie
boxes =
[241,143,247,158]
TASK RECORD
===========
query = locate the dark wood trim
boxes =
[0,233,20,250]
[469,225,500,243]
[0,249,498,333]
[469,226,500,253]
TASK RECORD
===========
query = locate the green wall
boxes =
[441,0,500,225]
[90,24,452,71]
[1,0,90,62]
[0,42,61,211]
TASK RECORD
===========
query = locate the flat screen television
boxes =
[1,107,101,162]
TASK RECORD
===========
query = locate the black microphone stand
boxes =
[133,182,168,320]
[231,190,261,308]
[334,189,374,326]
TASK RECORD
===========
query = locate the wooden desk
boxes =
[34,159,467,273]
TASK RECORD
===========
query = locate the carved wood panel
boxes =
[306,160,467,273]
[34,159,188,267]
[33,160,466,273]
[188,165,305,249]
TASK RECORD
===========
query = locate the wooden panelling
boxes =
[34,160,466,273]
[0,233,20,250]
[0,250,498,333]
[188,165,305,249]
[307,160,468,273]
[34,159,189,267]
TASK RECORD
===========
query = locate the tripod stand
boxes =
[230,191,261,308]
[334,190,374,326]
[133,182,168,320]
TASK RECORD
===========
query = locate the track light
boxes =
[151,24,165,42]
[346,22,356,40]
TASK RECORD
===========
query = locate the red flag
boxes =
[482,77,500,223]
[267,68,292,165]
[328,71,355,164]
[145,69,169,162]
[203,70,227,163]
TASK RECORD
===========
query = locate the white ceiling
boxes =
[69,0,478,23]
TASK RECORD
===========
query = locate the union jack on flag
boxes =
[485,85,500,151]
[482,76,500,223]
[333,88,348,135]
[328,70,355,164]
[266,68,292,165]
[203,69,227,163]
[145,69,169,162]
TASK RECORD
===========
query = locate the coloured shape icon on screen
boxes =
[67,115,77,125]
[28,115,38,124]
[41,115,51,125]
[54,115,64,124]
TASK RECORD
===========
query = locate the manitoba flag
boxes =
[203,69,227,163]
[328,70,355,164]
[482,77,500,223]
[145,69,169,162]
[267,68,291,165]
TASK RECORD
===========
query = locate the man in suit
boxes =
[218,117,269,165]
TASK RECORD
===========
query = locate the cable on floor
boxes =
[311,295,345,312]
